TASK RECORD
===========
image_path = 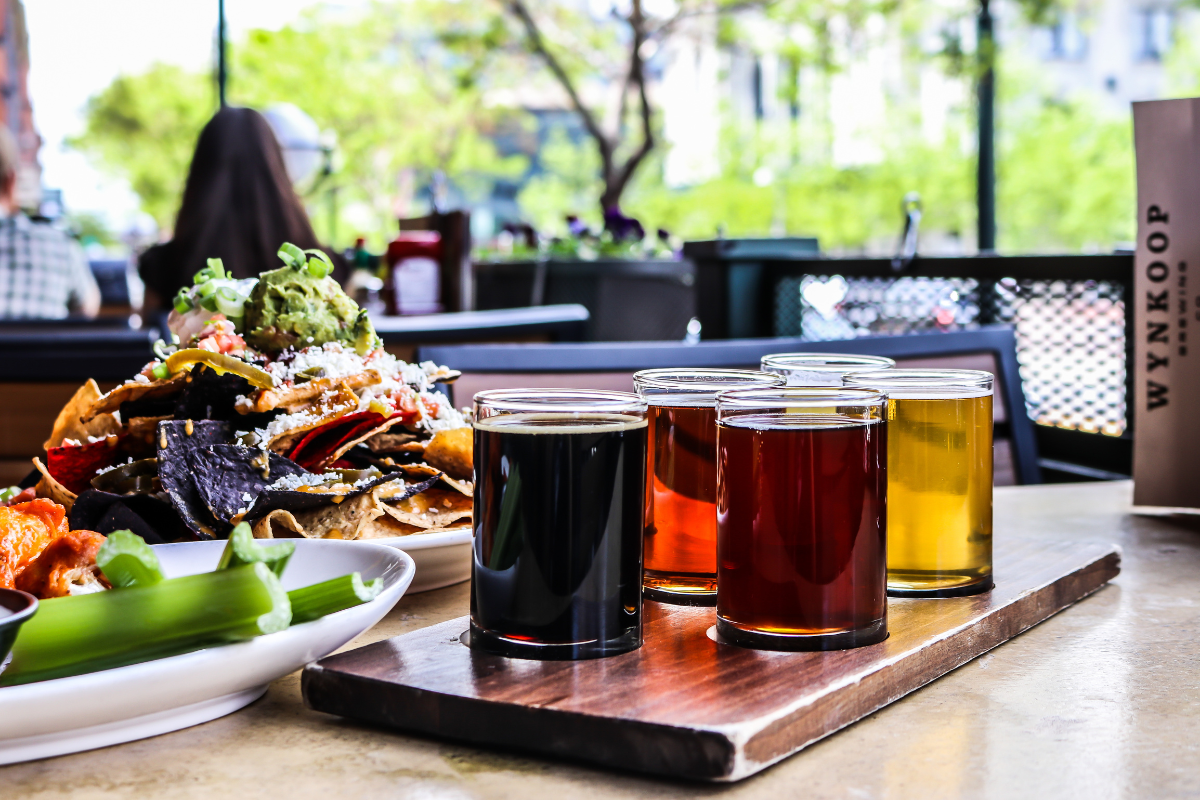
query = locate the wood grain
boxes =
[302,536,1119,782]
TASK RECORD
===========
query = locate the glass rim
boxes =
[843,368,993,390]
[633,368,785,392]
[473,388,646,415]
[760,352,897,372]
[716,385,887,409]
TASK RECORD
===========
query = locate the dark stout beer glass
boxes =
[470,389,648,660]
[632,369,785,605]
[761,353,895,386]
[716,387,888,651]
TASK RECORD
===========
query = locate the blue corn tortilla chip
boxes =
[190,444,309,523]
[190,444,429,524]
[69,489,181,544]
[157,419,232,539]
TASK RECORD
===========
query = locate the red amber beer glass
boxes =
[716,387,888,650]
[761,353,895,386]
[633,369,785,605]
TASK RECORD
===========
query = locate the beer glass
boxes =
[845,369,993,597]
[715,387,888,651]
[632,369,785,605]
[761,353,895,386]
[470,389,648,660]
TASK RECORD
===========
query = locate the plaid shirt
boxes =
[0,212,98,319]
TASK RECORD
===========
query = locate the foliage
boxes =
[68,65,213,230]
[70,2,529,247]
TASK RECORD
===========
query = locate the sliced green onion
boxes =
[0,486,20,503]
[288,572,382,624]
[206,257,227,279]
[151,363,171,381]
[196,281,217,298]
[217,522,295,578]
[278,242,306,268]
[199,295,219,313]
[173,291,194,314]
[2,562,290,685]
[96,530,164,588]
[214,286,245,318]
[304,248,333,268]
[306,257,330,279]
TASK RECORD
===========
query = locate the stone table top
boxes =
[3,481,1198,799]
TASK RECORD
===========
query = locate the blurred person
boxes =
[0,128,100,319]
[139,107,342,312]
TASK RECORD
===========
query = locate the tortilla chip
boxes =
[287,411,385,471]
[252,509,305,539]
[380,487,473,530]
[291,492,384,540]
[82,373,188,422]
[68,489,179,544]
[358,515,425,539]
[33,457,76,510]
[238,370,382,415]
[126,415,173,440]
[46,437,122,495]
[423,427,473,480]
[190,445,308,524]
[44,380,121,450]
[173,366,254,421]
[157,420,232,539]
[262,383,361,454]
[366,434,425,455]
[392,463,473,497]
[327,414,416,466]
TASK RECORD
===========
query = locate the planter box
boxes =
[472,258,696,341]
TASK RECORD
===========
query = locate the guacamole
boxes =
[244,259,378,356]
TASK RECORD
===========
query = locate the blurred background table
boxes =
[2,481,1196,799]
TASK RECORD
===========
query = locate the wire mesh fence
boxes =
[774,273,1127,435]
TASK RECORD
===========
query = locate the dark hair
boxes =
[139,106,333,304]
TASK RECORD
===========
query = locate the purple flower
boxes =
[566,215,590,238]
[603,207,644,242]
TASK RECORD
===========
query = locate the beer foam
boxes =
[720,413,881,431]
[882,388,993,400]
[474,412,647,434]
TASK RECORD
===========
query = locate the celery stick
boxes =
[1,562,290,686]
[217,522,295,578]
[96,530,164,588]
[288,572,382,624]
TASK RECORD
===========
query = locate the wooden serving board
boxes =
[302,537,1120,782]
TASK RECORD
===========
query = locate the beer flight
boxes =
[470,354,994,659]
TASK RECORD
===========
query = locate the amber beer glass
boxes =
[845,369,993,597]
[761,353,895,386]
[470,389,647,660]
[715,387,888,650]
[632,369,785,605]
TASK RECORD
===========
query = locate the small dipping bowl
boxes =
[0,588,38,669]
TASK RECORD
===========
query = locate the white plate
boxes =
[0,539,414,765]
[361,526,472,593]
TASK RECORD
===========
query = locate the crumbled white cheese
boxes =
[133,374,151,384]
[94,457,134,476]
[62,438,81,447]
[267,472,343,491]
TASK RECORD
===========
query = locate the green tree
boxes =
[68,65,213,231]
[70,2,528,247]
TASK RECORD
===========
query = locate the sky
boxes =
[24,0,338,232]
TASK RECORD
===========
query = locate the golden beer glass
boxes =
[761,353,895,386]
[845,369,993,597]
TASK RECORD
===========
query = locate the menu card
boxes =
[1132,98,1200,508]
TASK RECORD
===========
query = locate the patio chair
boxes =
[419,326,1040,485]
